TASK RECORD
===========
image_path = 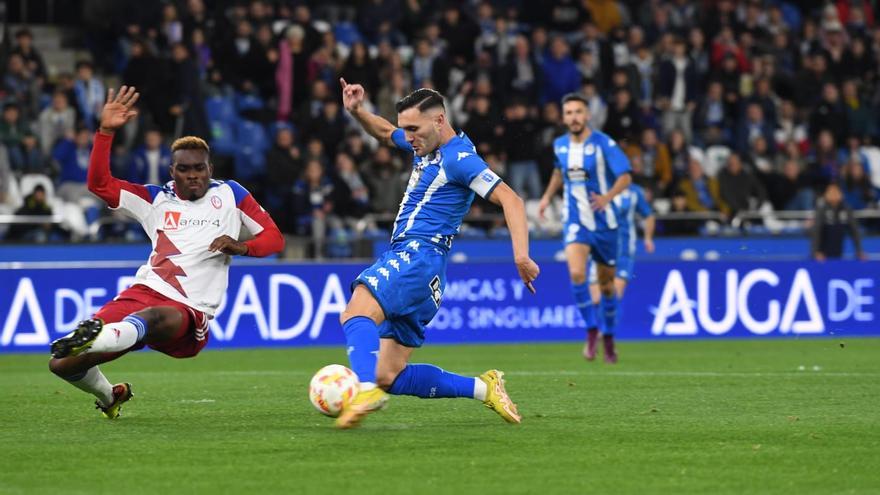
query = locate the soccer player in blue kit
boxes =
[538,93,632,363]
[586,184,655,358]
[335,78,540,428]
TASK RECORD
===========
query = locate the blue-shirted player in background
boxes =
[587,184,655,356]
[538,93,631,364]
[336,78,540,428]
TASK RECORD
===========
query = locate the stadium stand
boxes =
[0,0,878,257]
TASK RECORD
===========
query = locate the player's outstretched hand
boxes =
[209,235,248,256]
[589,191,610,212]
[516,257,540,294]
[99,86,139,134]
[644,238,655,254]
[340,77,365,112]
[537,196,550,221]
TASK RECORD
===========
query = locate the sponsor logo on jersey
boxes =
[584,144,595,155]
[211,196,222,209]
[164,211,182,230]
[457,151,472,161]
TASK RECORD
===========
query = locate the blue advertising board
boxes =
[0,260,876,353]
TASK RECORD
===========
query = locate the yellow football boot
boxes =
[335,387,388,429]
[479,370,521,424]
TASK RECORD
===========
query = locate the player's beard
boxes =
[567,122,586,136]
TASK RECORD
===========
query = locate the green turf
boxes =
[1,339,879,495]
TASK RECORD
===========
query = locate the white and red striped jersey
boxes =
[88,132,283,316]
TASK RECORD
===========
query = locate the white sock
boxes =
[87,318,143,353]
[473,378,488,401]
[359,382,377,391]
[65,366,114,406]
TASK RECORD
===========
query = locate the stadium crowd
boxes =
[1,0,879,252]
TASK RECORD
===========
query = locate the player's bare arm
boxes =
[538,169,563,220]
[590,172,632,212]
[340,77,396,146]
[488,182,540,293]
[643,214,656,253]
[209,235,248,256]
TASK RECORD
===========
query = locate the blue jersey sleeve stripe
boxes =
[226,179,250,205]
[391,129,413,151]
[145,184,162,201]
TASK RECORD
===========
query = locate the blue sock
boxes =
[601,294,619,336]
[572,282,598,329]
[342,316,379,384]
[388,364,477,399]
[123,315,148,342]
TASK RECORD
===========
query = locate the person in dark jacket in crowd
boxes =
[811,183,865,261]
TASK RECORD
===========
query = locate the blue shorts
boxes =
[352,239,447,348]
[564,223,618,266]
[589,253,634,283]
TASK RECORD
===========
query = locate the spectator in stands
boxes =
[841,79,874,139]
[12,29,46,81]
[169,43,209,138]
[128,129,171,185]
[839,157,876,210]
[579,79,606,130]
[541,37,580,105]
[52,127,94,204]
[462,94,499,156]
[6,184,52,242]
[718,152,766,218]
[411,38,438,88]
[809,82,849,143]
[501,35,541,104]
[0,103,31,172]
[276,25,313,121]
[694,80,730,146]
[265,126,302,217]
[736,103,775,155]
[292,158,336,254]
[16,133,46,175]
[307,99,346,160]
[499,100,541,200]
[37,91,77,156]
[767,158,815,211]
[366,146,406,217]
[656,36,697,142]
[774,99,808,151]
[745,135,775,179]
[807,129,844,187]
[73,61,106,130]
[340,42,380,100]
[667,128,690,184]
[812,183,865,260]
[629,127,671,192]
[604,88,642,143]
[3,53,39,120]
[678,154,728,215]
[333,152,370,219]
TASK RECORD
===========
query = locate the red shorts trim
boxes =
[94,284,209,358]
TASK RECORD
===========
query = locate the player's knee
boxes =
[48,358,69,377]
[570,271,587,285]
[376,369,401,390]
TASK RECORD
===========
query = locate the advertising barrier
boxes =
[0,260,876,353]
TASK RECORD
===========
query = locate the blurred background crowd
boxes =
[0,0,878,256]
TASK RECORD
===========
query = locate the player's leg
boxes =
[339,284,385,389]
[615,278,628,298]
[49,351,133,418]
[596,263,619,363]
[566,242,600,359]
[51,306,186,358]
[585,258,602,360]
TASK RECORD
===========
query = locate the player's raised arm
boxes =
[87,86,154,209]
[488,182,540,293]
[340,78,397,147]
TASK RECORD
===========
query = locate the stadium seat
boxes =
[19,174,55,198]
[205,95,237,124]
[236,93,265,112]
[233,120,270,181]
[860,145,880,194]
[333,21,362,46]
[3,173,23,208]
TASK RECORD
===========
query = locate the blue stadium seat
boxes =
[205,95,237,124]
[333,22,362,46]
[233,120,270,181]
[209,120,238,155]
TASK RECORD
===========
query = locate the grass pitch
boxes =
[1,339,878,495]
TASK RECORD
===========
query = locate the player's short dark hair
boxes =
[172,136,210,155]
[396,88,446,114]
[561,92,589,107]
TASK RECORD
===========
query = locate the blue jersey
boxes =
[612,184,653,256]
[553,130,631,231]
[389,129,501,249]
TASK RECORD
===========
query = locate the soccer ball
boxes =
[308,364,360,417]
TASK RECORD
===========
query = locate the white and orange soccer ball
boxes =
[308,364,360,417]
